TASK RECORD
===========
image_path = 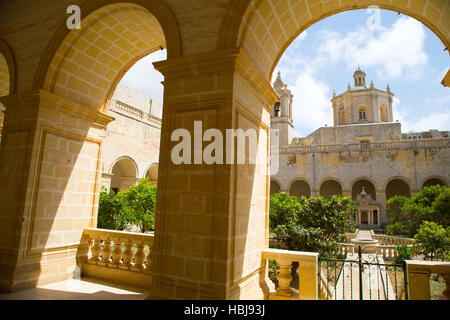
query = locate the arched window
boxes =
[359,109,366,121]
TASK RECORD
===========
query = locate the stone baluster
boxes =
[442,274,450,300]
[90,237,102,263]
[122,240,134,267]
[275,259,294,297]
[111,239,123,265]
[134,242,146,270]
[101,239,112,265]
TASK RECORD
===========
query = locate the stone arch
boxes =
[319,179,343,198]
[288,178,311,198]
[421,176,448,189]
[0,38,16,97]
[270,179,282,195]
[110,156,139,192]
[358,105,368,121]
[38,1,182,112]
[145,163,159,185]
[385,177,411,200]
[219,0,450,82]
[351,178,377,201]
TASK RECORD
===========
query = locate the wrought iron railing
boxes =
[319,246,408,300]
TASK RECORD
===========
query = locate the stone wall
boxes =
[272,140,450,226]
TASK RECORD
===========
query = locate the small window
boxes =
[359,109,366,121]
[360,140,370,144]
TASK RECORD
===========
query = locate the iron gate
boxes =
[318,246,408,300]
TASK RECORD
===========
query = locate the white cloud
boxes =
[118,49,167,103]
[290,70,333,137]
[393,97,450,132]
[317,17,428,79]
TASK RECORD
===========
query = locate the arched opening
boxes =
[145,163,159,186]
[319,179,343,198]
[270,180,281,195]
[352,179,377,202]
[0,49,10,140]
[422,177,448,188]
[289,179,311,198]
[358,105,367,122]
[42,3,170,112]
[386,178,411,200]
[110,157,138,193]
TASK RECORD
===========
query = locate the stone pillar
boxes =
[298,253,318,300]
[376,191,387,226]
[0,90,111,292]
[406,262,431,300]
[150,49,275,299]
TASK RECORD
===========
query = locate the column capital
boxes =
[0,90,113,129]
[153,48,278,109]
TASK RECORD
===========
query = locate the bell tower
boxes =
[271,71,294,146]
[353,66,366,88]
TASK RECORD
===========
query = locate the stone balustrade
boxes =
[262,248,319,300]
[371,232,415,245]
[78,228,154,289]
[406,260,450,300]
[279,138,450,155]
[111,100,162,128]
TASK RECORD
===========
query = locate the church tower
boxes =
[331,68,394,126]
[271,71,294,146]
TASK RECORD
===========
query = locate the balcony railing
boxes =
[262,248,319,300]
[278,138,450,155]
[111,100,162,127]
[78,228,154,289]
[371,232,415,246]
[406,260,450,300]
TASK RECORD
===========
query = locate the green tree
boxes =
[386,221,408,237]
[97,187,128,231]
[414,221,450,261]
[385,185,450,238]
[269,192,301,232]
[386,195,410,225]
[120,178,157,233]
[270,194,356,257]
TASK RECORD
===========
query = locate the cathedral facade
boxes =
[270,69,450,229]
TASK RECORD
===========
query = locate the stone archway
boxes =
[385,178,411,200]
[145,163,159,186]
[110,156,139,192]
[0,2,177,292]
[289,179,311,198]
[319,179,343,198]
[422,177,448,188]
[352,179,377,202]
[220,0,450,86]
[270,179,281,195]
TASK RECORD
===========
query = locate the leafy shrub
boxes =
[97,178,157,233]
[414,221,450,261]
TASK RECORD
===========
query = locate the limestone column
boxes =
[0,90,111,292]
[376,191,387,226]
[150,49,275,299]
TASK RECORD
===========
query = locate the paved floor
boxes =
[0,277,151,300]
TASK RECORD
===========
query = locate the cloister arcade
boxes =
[0,0,448,300]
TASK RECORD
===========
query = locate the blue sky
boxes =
[119,9,449,137]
